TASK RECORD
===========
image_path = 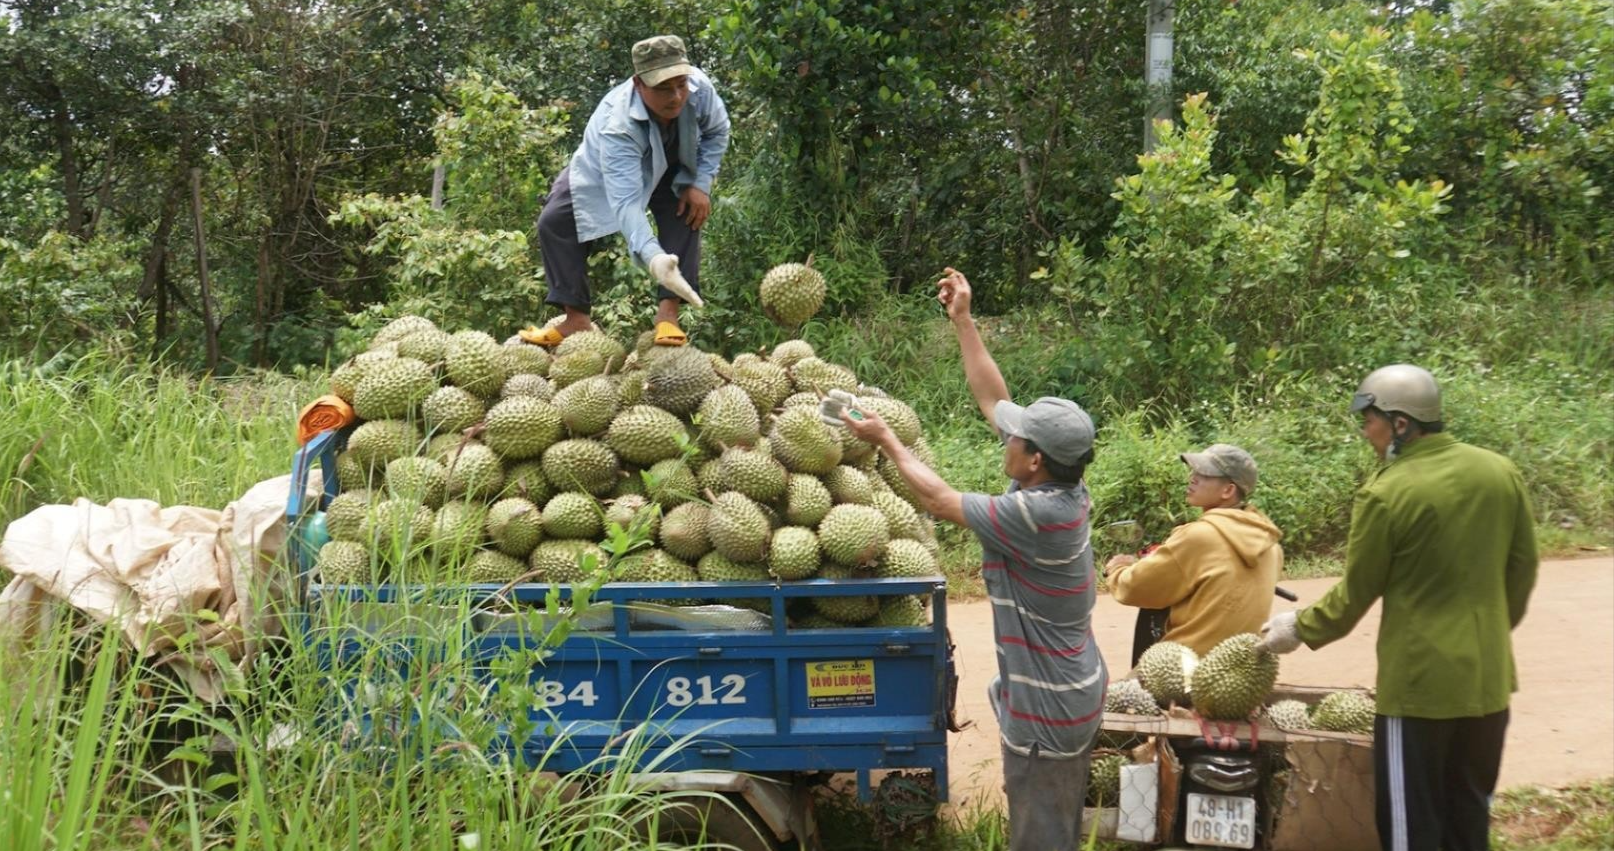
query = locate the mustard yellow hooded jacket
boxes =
[1108,507,1283,658]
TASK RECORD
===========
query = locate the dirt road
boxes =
[943,555,1613,809]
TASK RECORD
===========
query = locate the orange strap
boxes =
[297,395,355,445]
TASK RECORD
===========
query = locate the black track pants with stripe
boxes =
[1374,709,1509,851]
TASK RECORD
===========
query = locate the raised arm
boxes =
[840,410,965,525]
[938,268,1011,432]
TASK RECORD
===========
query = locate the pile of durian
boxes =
[309,263,937,627]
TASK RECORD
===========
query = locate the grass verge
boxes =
[1493,780,1614,851]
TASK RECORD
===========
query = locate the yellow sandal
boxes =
[652,321,688,347]
[518,325,566,348]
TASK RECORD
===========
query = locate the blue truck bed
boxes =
[286,429,955,800]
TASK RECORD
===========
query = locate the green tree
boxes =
[329,73,569,342]
[1076,29,1452,407]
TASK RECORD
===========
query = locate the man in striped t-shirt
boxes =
[838,267,1107,850]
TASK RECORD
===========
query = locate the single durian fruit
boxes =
[604,494,660,540]
[1133,641,1198,708]
[659,502,715,562]
[782,474,834,527]
[868,595,929,627]
[345,419,422,475]
[1309,691,1375,735]
[385,456,448,509]
[467,550,528,584]
[696,385,762,451]
[768,406,843,474]
[552,375,620,437]
[541,492,603,540]
[708,491,773,563]
[528,539,606,583]
[316,540,377,585]
[324,490,373,543]
[759,258,827,327]
[486,497,544,558]
[540,439,620,496]
[352,357,435,421]
[445,330,510,398]
[1085,754,1127,807]
[817,504,889,566]
[1265,699,1313,732]
[1105,679,1164,716]
[811,563,879,623]
[643,347,721,414]
[769,339,815,369]
[875,538,937,579]
[430,500,487,562]
[422,385,488,436]
[766,526,821,580]
[1189,633,1280,721]
[371,315,438,347]
[482,396,565,460]
[607,404,689,465]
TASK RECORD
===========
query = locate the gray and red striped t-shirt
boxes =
[962,481,1107,758]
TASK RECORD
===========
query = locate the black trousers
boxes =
[1374,709,1509,851]
[535,166,702,310]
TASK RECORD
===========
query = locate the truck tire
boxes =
[650,792,786,851]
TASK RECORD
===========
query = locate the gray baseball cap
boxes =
[1180,443,1258,496]
[993,397,1095,466]
[632,35,694,87]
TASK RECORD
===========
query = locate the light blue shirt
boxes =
[566,68,730,266]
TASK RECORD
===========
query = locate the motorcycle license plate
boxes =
[1184,793,1256,849]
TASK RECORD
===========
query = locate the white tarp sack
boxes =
[0,472,320,702]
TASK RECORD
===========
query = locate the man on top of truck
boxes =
[835,267,1107,851]
[1103,443,1283,658]
[523,34,730,348]
[1256,364,1538,851]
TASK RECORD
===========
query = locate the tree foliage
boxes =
[1075,30,1454,406]
[328,73,568,346]
[0,0,1604,390]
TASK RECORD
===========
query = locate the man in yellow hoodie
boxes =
[1102,443,1283,658]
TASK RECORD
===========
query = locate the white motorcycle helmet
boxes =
[1350,364,1441,423]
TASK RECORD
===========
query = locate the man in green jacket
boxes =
[1257,364,1538,851]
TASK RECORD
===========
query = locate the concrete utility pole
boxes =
[1145,0,1175,152]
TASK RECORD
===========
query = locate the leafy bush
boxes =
[1439,356,1614,539]
[0,232,143,358]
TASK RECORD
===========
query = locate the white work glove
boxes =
[817,388,861,428]
[1255,610,1303,655]
[648,253,704,307]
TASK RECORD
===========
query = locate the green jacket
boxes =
[1297,433,1538,719]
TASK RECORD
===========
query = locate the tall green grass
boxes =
[0,583,751,850]
[0,353,309,528]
